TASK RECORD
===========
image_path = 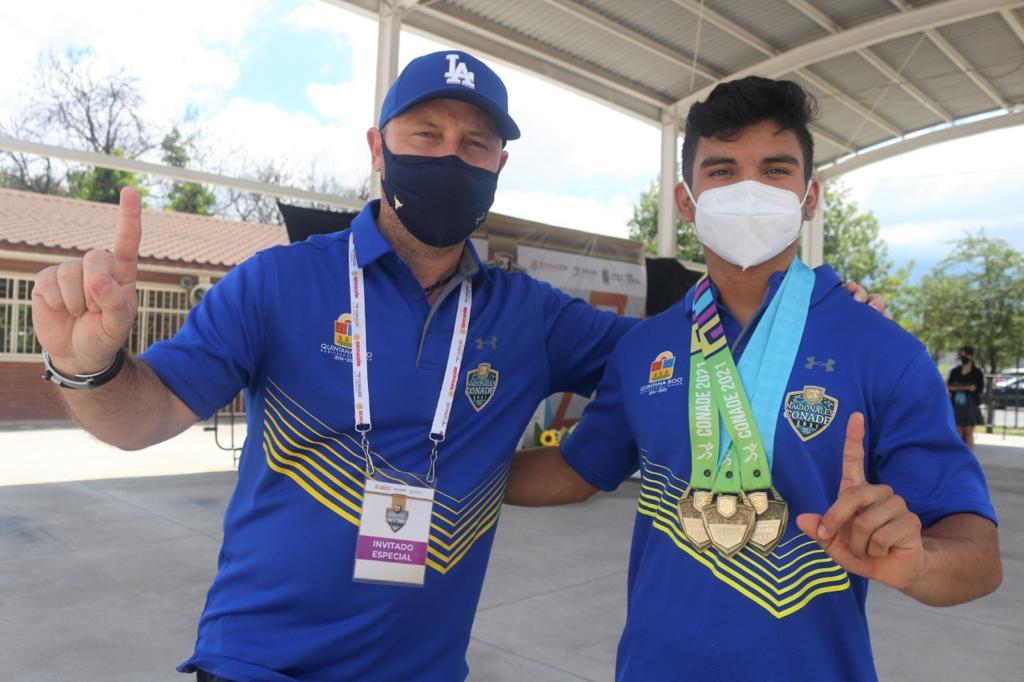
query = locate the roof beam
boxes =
[0,135,366,211]
[886,0,1010,109]
[407,1,670,123]
[817,108,1024,179]
[538,0,717,81]
[671,0,904,135]
[785,0,954,123]
[674,0,1023,110]
[1002,8,1024,43]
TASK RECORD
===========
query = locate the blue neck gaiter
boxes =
[380,141,499,248]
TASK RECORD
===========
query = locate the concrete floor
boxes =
[1,428,1022,681]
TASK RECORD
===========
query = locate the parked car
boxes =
[993,377,1024,410]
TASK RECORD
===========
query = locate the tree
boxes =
[66,150,147,204]
[0,49,149,201]
[627,180,704,263]
[160,127,216,215]
[822,181,911,324]
[907,231,1024,426]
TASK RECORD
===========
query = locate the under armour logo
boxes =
[475,336,497,350]
[805,356,836,372]
[444,53,475,89]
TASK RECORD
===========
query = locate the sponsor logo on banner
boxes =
[784,385,839,441]
[641,351,685,396]
[465,362,499,411]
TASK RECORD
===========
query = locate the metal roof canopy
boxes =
[332,0,1024,265]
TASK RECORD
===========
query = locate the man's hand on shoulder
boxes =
[843,281,891,319]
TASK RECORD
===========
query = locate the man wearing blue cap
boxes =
[31,49,633,681]
[32,50,887,680]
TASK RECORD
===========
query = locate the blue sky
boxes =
[1,0,1021,280]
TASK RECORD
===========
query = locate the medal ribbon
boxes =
[348,236,472,483]
[687,259,815,494]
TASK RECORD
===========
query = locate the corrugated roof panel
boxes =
[444,0,682,99]
[581,0,766,78]
[802,54,909,133]
[789,71,891,152]
[870,32,998,119]
[703,0,826,52]
[807,0,899,29]
[936,13,1024,102]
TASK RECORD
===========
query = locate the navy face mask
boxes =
[380,140,499,248]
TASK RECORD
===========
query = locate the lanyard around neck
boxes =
[348,236,472,484]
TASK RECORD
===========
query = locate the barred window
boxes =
[128,286,191,355]
[0,275,42,356]
[1,273,193,358]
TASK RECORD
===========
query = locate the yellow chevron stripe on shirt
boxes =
[261,377,509,574]
[636,456,850,619]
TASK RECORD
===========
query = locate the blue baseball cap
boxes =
[378,50,521,142]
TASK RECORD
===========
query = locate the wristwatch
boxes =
[41,349,126,389]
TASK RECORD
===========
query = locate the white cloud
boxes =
[0,0,267,127]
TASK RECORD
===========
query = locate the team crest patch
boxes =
[465,363,499,411]
[333,313,353,349]
[386,506,408,533]
[649,351,676,383]
[784,385,839,441]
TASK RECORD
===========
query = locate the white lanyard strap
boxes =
[348,236,472,483]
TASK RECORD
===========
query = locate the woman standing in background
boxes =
[948,345,986,449]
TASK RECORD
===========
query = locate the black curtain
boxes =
[278,202,358,244]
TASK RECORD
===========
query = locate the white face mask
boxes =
[684,180,812,270]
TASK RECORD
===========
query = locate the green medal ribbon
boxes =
[686,260,814,495]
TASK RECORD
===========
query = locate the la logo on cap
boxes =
[444,53,475,89]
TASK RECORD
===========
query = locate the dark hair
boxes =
[681,76,818,186]
[960,346,975,356]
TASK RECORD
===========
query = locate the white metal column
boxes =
[372,1,403,199]
[801,182,826,267]
[656,109,679,258]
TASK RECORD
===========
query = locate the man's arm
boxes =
[32,187,197,450]
[505,446,598,506]
[797,413,1001,607]
[58,356,198,450]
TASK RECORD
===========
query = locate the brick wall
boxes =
[0,361,70,421]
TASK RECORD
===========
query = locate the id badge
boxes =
[353,474,435,587]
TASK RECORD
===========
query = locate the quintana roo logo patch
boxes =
[649,351,676,383]
[784,385,839,441]
[334,313,353,349]
[465,362,499,411]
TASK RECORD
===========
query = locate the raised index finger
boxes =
[839,412,867,492]
[111,186,142,285]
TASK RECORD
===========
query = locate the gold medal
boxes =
[678,488,713,551]
[746,488,788,556]
[700,492,755,558]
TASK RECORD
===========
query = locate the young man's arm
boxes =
[505,446,598,506]
[796,410,1001,606]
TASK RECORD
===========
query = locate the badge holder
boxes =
[352,429,437,588]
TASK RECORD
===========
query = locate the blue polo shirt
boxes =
[141,201,634,681]
[561,265,996,682]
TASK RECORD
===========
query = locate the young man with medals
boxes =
[506,76,1001,680]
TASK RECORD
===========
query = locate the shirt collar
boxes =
[350,200,492,282]
[684,259,844,319]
